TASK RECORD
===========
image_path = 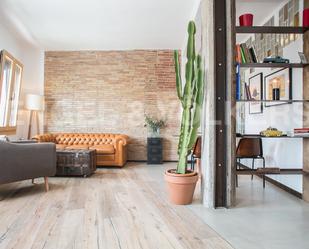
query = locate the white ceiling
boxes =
[0,0,199,51]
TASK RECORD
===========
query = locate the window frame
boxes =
[0,50,23,135]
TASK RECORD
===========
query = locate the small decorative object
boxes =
[263,56,289,64]
[272,88,280,100]
[144,115,166,138]
[303,8,309,27]
[260,127,283,137]
[264,68,292,107]
[249,73,263,114]
[239,14,253,26]
[298,52,308,64]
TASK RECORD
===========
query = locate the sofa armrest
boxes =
[115,134,129,146]
[114,135,129,166]
[0,142,56,184]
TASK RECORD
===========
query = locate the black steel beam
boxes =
[214,0,227,207]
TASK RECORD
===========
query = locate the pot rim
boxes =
[165,169,197,177]
[240,13,254,17]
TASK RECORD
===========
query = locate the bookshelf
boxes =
[236,26,308,102]
[236,26,309,34]
[237,134,309,138]
[227,0,309,202]
[236,100,309,103]
[239,63,309,68]
[235,24,308,186]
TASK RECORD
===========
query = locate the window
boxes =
[0,50,23,134]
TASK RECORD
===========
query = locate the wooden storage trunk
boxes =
[56,149,96,177]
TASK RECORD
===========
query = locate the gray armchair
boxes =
[0,141,56,191]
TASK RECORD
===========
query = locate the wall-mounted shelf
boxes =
[236,100,309,103]
[238,63,309,68]
[237,134,309,138]
[236,26,309,34]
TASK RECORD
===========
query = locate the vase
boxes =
[239,14,254,26]
[148,127,160,138]
[304,8,309,27]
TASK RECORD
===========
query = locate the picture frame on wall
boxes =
[264,68,292,107]
[249,73,263,114]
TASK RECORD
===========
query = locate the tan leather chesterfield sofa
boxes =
[34,133,128,167]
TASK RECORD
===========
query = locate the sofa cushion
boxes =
[56,144,67,150]
[65,145,89,150]
[90,145,115,154]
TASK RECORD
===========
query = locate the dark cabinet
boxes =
[147,138,163,164]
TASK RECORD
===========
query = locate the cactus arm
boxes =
[188,56,204,149]
[174,50,183,102]
[177,99,192,174]
[187,21,196,61]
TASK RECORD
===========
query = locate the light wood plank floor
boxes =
[0,162,233,249]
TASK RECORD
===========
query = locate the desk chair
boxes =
[191,136,202,171]
[236,137,266,188]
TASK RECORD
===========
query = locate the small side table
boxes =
[147,137,163,164]
[56,149,96,177]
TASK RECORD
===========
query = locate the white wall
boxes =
[0,19,44,139]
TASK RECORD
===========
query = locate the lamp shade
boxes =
[25,94,45,111]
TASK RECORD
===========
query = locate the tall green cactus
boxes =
[174,21,204,174]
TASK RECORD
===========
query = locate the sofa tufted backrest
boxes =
[34,134,56,143]
[54,133,119,146]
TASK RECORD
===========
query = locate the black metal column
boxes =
[214,0,227,207]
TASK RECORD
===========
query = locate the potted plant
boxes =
[144,115,166,138]
[164,21,205,205]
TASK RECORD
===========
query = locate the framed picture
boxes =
[298,52,308,64]
[249,73,263,114]
[264,68,292,107]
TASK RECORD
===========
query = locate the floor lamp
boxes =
[25,94,44,139]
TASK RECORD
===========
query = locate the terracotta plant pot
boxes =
[164,169,198,205]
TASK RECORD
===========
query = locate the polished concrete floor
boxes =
[190,173,309,249]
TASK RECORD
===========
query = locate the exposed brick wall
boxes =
[44,50,181,161]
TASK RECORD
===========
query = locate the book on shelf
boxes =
[236,44,241,63]
[244,83,252,100]
[240,43,252,63]
[294,128,309,133]
[249,47,258,63]
[236,43,258,64]
[236,63,241,100]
